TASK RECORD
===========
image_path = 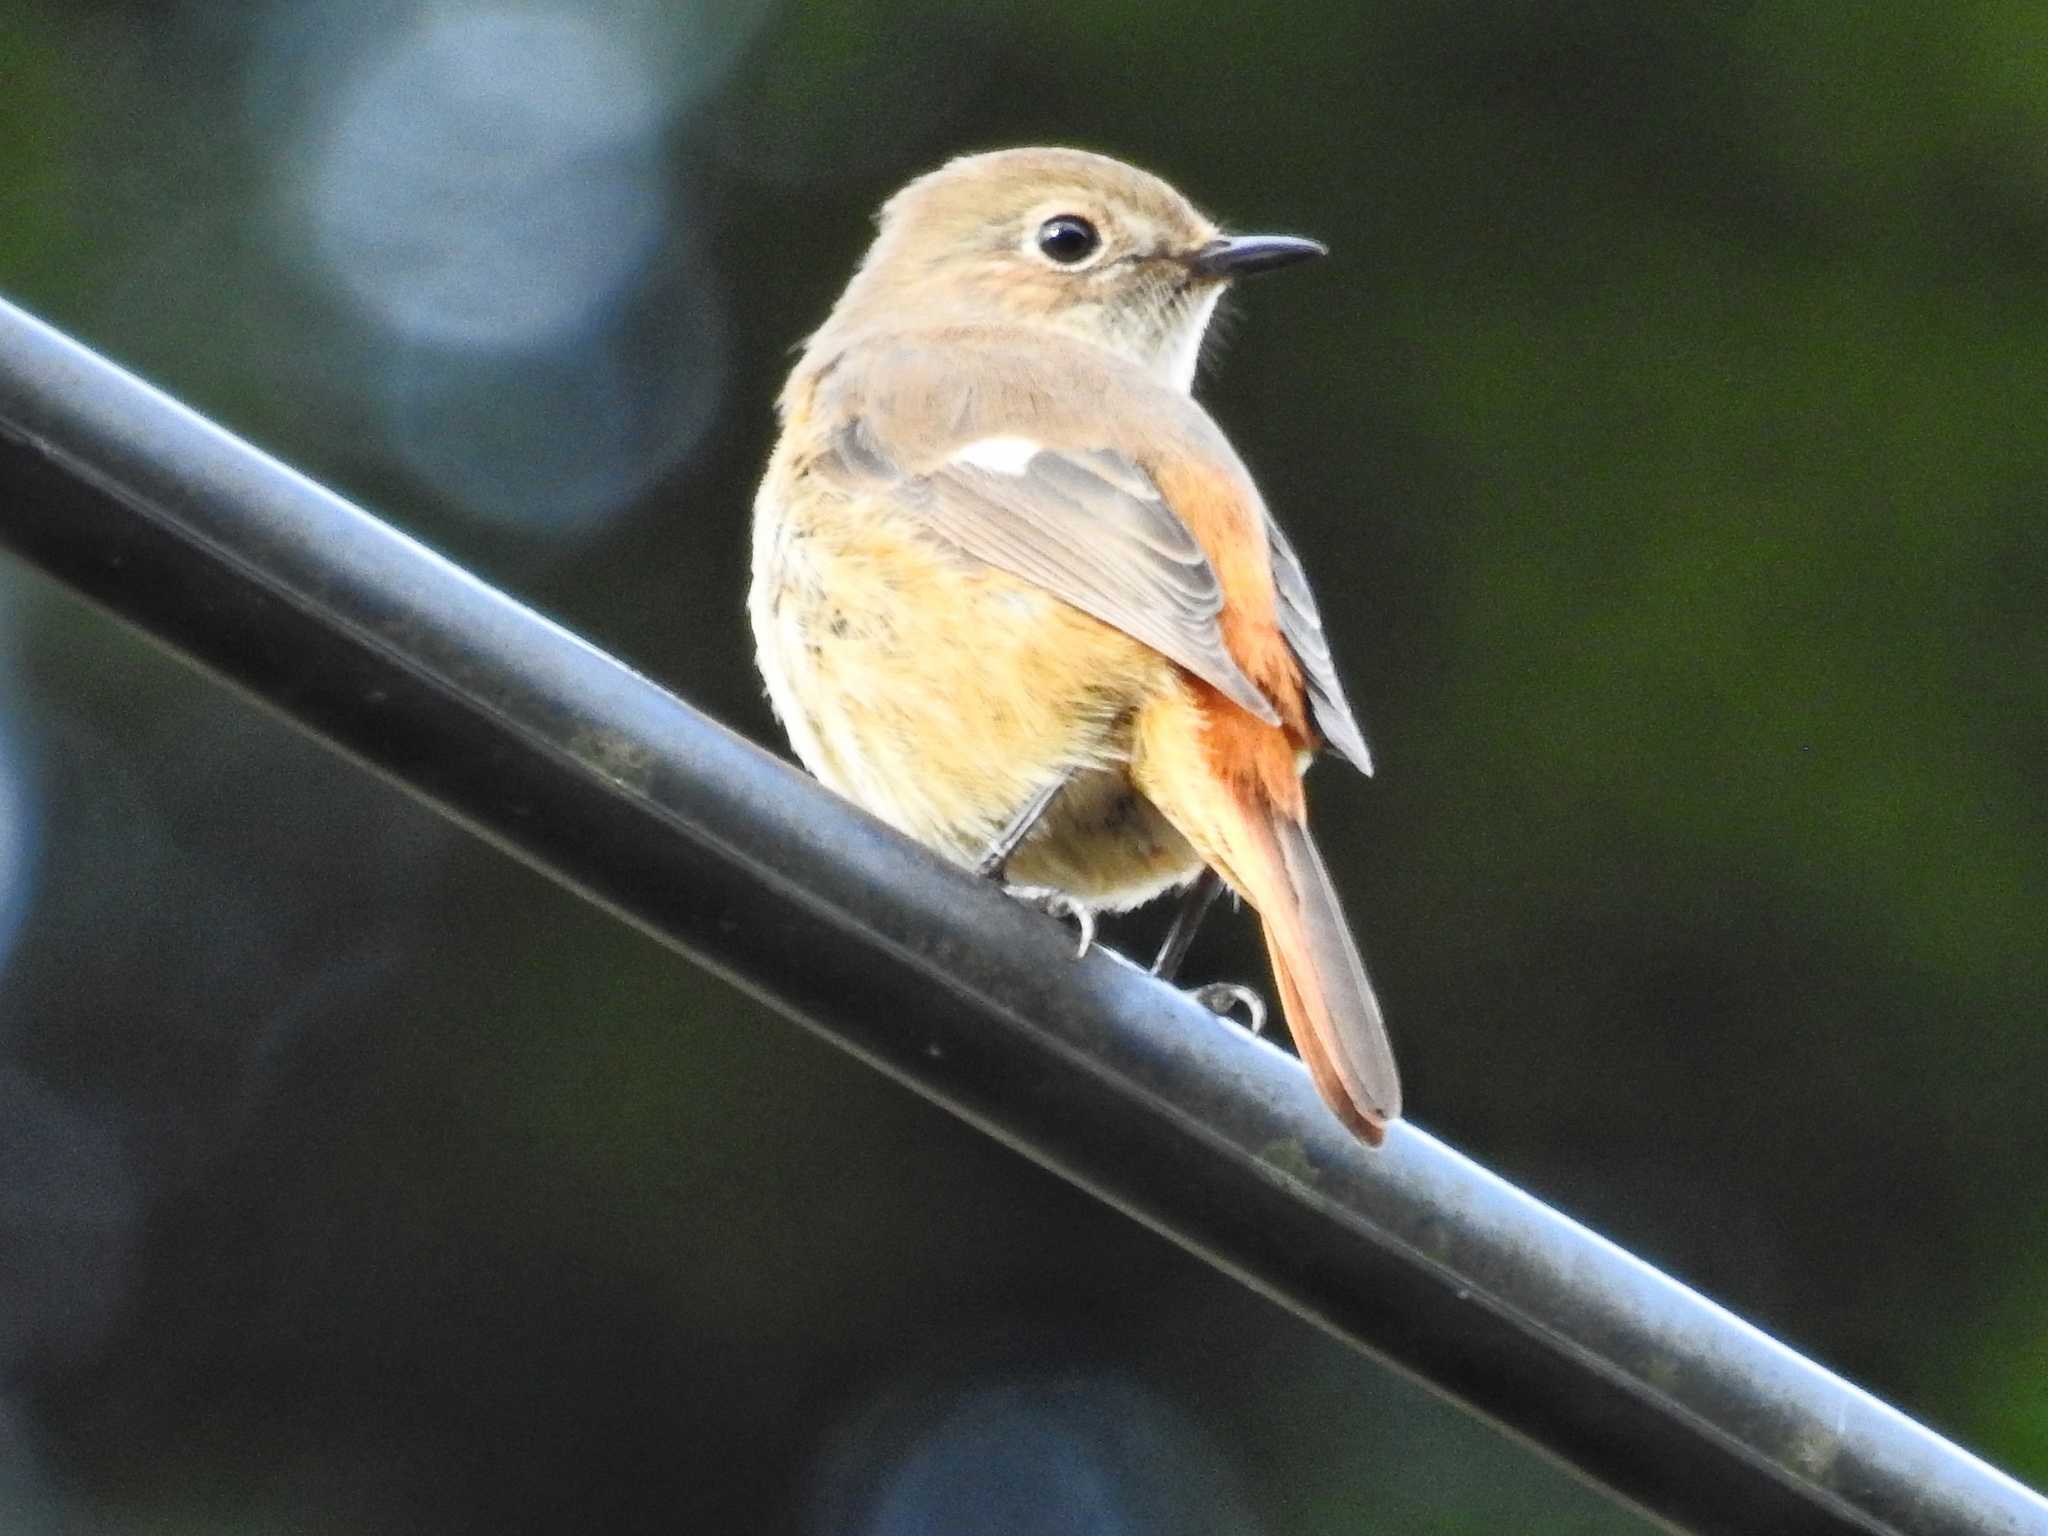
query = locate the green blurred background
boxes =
[1,1,2042,1531]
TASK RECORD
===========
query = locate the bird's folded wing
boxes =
[805,333,1371,762]
[815,417,1282,725]
[1265,515,1373,774]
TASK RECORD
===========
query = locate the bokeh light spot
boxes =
[300,7,671,350]
[375,256,727,531]
[811,1368,1260,1536]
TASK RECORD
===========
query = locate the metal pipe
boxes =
[0,295,2039,1536]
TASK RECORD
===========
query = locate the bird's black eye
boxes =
[1036,215,1100,264]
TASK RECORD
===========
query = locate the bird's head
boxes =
[818,146,1325,393]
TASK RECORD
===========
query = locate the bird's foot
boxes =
[1008,887,1097,959]
[1190,981,1268,1036]
[1046,894,1097,959]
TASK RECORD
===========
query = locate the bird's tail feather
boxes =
[1258,809,1400,1142]
[1136,694,1400,1142]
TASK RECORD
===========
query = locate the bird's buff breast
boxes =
[749,478,1202,909]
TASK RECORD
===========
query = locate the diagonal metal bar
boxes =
[0,294,2040,1536]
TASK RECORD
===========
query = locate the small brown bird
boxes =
[750,147,1400,1142]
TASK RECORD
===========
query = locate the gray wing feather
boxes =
[818,422,1280,725]
[1266,515,1373,774]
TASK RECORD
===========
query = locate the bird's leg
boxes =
[1150,868,1223,981]
[974,773,1095,957]
[1154,871,1265,1031]
[973,772,1072,880]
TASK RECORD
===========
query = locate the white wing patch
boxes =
[952,436,1042,476]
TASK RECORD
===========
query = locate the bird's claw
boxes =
[1046,894,1097,959]
[1190,981,1268,1035]
[1007,887,1095,959]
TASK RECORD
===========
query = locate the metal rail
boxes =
[0,295,2040,1536]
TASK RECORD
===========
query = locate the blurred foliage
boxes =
[0,0,2043,1532]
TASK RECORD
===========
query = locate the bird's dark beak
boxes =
[1186,234,1328,279]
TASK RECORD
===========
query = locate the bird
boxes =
[749,146,1399,1143]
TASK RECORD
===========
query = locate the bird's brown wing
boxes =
[813,413,1283,724]
[805,328,1364,752]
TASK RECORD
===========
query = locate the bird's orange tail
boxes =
[1254,810,1400,1143]
[1134,692,1401,1144]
